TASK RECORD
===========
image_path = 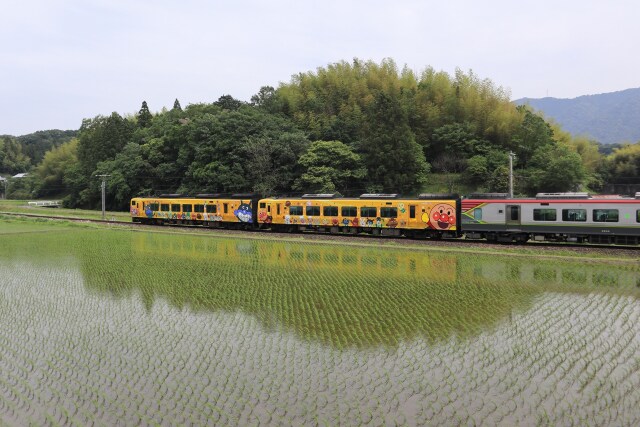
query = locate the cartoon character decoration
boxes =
[331,218,340,226]
[387,218,398,228]
[423,203,456,230]
[234,201,253,223]
[398,203,406,214]
[342,218,350,226]
[375,217,383,228]
[258,210,272,224]
[144,204,153,218]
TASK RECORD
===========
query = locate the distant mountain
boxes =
[515,88,640,145]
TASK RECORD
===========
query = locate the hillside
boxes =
[515,88,640,145]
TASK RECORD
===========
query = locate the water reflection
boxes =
[85,232,640,347]
[2,228,639,348]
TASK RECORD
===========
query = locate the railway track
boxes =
[2,210,639,256]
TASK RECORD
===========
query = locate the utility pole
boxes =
[96,175,110,220]
[508,152,516,198]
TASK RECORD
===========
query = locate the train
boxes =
[130,192,640,245]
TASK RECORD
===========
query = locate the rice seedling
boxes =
[0,220,639,424]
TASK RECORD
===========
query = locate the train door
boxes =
[506,205,521,226]
[408,204,417,228]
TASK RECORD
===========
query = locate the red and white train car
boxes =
[461,193,640,245]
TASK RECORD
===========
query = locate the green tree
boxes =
[214,95,244,110]
[172,99,182,111]
[0,137,30,174]
[521,144,586,193]
[293,140,366,193]
[137,101,153,128]
[359,91,429,193]
[510,106,554,167]
[34,139,79,197]
[73,113,134,207]
[94,142,153,210]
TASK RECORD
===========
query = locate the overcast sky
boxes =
[1,0,638,135]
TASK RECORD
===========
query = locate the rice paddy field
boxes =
[1,217,639,426]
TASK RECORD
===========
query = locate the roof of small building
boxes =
[12,173,28,178]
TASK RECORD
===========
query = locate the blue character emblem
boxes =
[145,205,153,218]
[234,201,253,223]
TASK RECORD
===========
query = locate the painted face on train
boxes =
[428,203,456,230]
[234,201,253,223]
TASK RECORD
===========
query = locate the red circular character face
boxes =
[429,203,456,230]
[258,211,268,222]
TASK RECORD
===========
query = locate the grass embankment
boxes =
[0,199,130,221]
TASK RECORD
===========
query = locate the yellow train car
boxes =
[257,194,461,238]
[130,193,259,227]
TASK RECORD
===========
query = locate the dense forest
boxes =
[1,59,639,209]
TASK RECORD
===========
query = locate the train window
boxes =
[182,204,192,212]
[171,204,180,212]
[206,204,217,213]
[259,202,266,209]
[131,200,136,206]
[277,204,281,215]
[361,207,377,217]
[306,206,320,216]
[474,208,482,220]
[593,209,618,222]
[409,205,416,219]
[223,203,228,214]
[533,209,557,221]
[323,206,338,216]
[562,209,586,222]
[341,206,357,217]
[148,203,159,211]
[636,210,640,223]
[194,204,205,213]
[289,206,303,215]
[380,207,397,218]
[509,206,519,221]
[160,204,170,212]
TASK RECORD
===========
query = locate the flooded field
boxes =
[1,221,639,425]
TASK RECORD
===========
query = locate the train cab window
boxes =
[306,206,320,216]
[361,207,377,217]
[509,206,519,221]
[182,204,192,212]
[259,202,266,209]
[323,206,338,216]
[194,204,205,213]
[131,200,136,206]
[533,209,557,221]
[562,209,586,222]
[380,207,397,218]
[409,205,416,219]
[289,206,303,215]
[206,204,217,213]
[171,204,180,212]
[160,204,170,212]
[341,206,357,217]
[149,203,159,211]
[474,208,482,221]
[593,209,618,222]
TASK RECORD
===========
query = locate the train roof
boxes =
[463,192,640,203]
